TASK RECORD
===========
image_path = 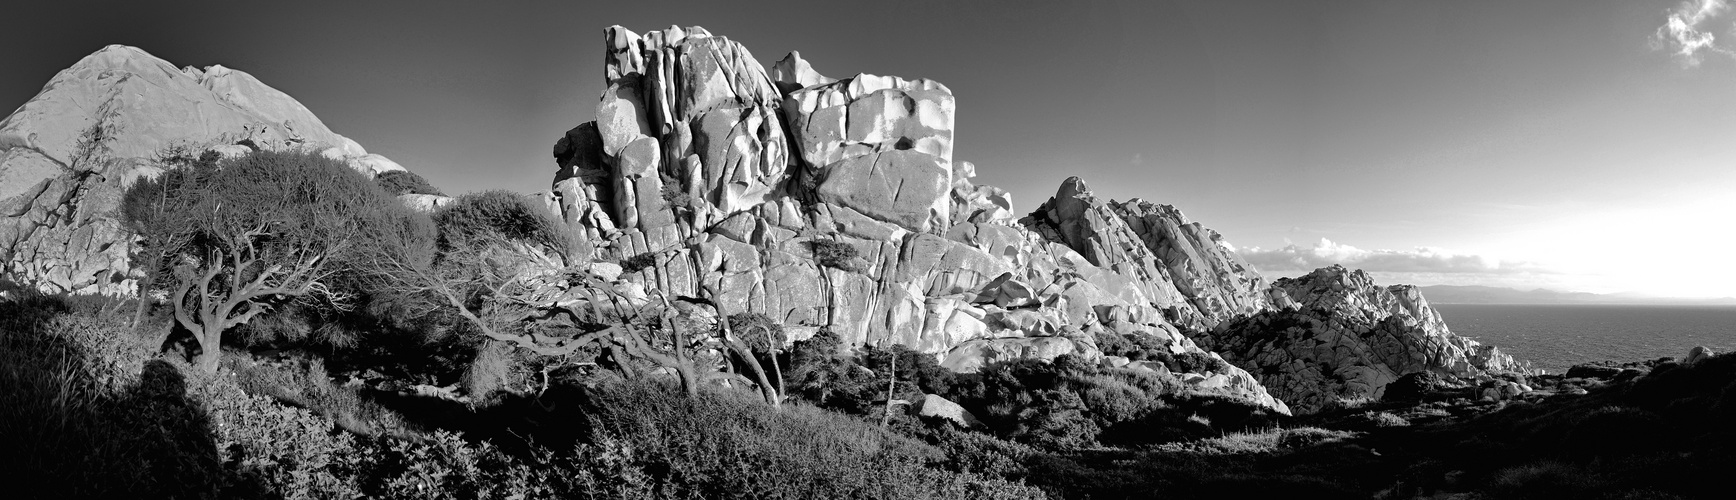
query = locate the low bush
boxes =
[1173,351,1229,374]
[808,239,862,271]
[620,252,658,274]
[1360,410,1412,428]
[1487,461,1605,499]
[228,355,414,438]
[435,190,574,255]
[0,300,222,498]
[1146,426,1353,456]
[471,339,552,399]
[784,331,952,415]
[373,170,443,196]
[575,380,1044,499]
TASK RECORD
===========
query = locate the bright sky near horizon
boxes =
[4,1,1734,298]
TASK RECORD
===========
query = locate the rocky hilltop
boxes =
[541,25,1532,414]
[0,46,410,295]
[1202,265,1526,413]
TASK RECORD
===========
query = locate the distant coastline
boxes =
[1435,303,1736,374]
[1419,285,1736,306]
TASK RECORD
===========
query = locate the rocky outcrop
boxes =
[1021,177,1208,330]
[785,73,955,233]
[0,45,414,295]
[1201,265,1530,413]
[546,25,1294,415]
[1114,199,1285,323]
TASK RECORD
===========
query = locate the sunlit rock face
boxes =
[545,25,1529,416]
[1201,265,1531,413]
[546,25,1304,414]
[0,45,413,295]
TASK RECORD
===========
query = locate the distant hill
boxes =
[1419,285,1736,305]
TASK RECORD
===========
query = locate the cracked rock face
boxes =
[545,25,1302,414]
[545,25,1537,416]
[0,45,411,295]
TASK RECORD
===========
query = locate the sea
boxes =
[1433,304,1736,375]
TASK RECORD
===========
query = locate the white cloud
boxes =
[1651,0,1734,66]
[1240,238,1551,275]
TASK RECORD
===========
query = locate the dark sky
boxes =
[5,1,1734,296]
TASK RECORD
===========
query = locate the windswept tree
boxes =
[356,191,788,405]
[123,149,416,372]
[356,190,596,353]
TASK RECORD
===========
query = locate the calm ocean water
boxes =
[1433,304,1736,374]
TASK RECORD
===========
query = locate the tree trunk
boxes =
[192,324,222,373]
[755,324,785,400]
[882,347,898,427]
[727,340,780,408]
[130,249,163,328]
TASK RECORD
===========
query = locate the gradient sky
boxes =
[5,1,1734,297]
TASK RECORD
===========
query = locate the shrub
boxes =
[576,380,1044,499]
[659,173,693,212]
[1079,375,1154,425]
[373,170,443,196]
[728,312,787,352]
[808,239,861,271]
[1563,406,1668,456]
[122,148,420,372]
[0,300,223,498]
[1488,461,1605,499]
[926,426,1039,478]
[1095,331,1177,363]
[435,190,573,255]
[462,340,533,406]
[1152,426,1353,455]
[1011,390,1099,450]
[1275,426,1356,448]
[1173,351,1229,374]
[228,355,414,438]
[1360,411,1411,428]
[621,252,658,273]
[188,358,367,498]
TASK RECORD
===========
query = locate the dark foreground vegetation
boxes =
[3,149,1732,499]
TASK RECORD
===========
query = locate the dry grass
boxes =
[1153,426,1357,455]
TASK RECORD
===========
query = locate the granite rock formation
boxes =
[540,25,1537,415]
[549,25,1291,414]
[1201,265,1529,413]
[0,45,410,295]
[0,30,1536,417]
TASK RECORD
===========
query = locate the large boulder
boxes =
[784,73,954,232]
[913,394,981,428]
[812,150,951,233]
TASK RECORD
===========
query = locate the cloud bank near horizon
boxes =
[1237,238,1551,276]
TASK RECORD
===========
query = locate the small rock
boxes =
[1684,345,1716,366]
[913,394,980,428]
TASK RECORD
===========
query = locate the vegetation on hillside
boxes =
[3,147,1731,498]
